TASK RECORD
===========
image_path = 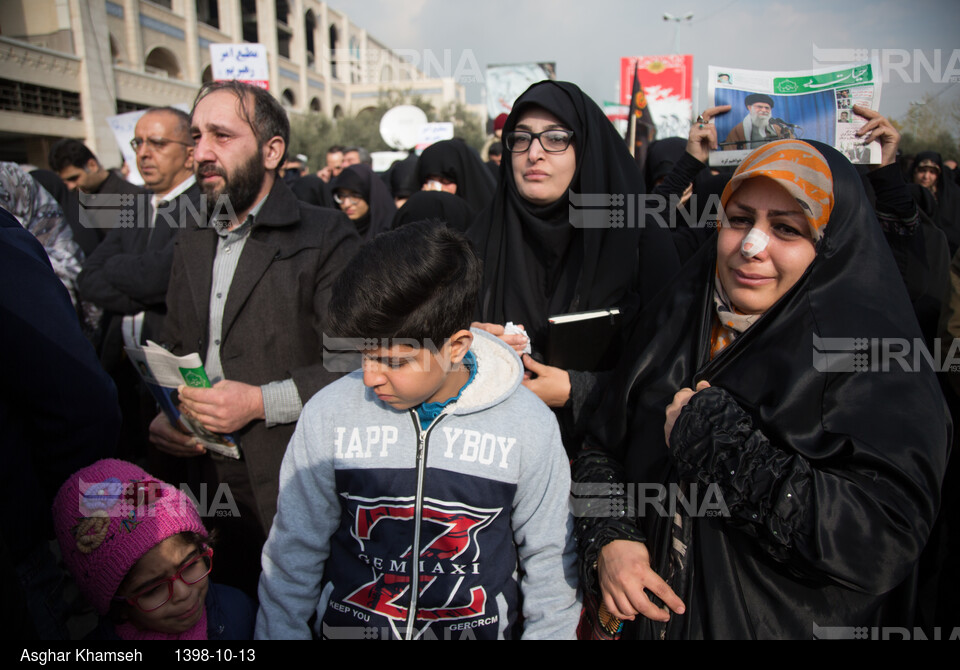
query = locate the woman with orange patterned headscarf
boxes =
[573,140,949,639]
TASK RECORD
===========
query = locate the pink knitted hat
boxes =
[52,459,206,616]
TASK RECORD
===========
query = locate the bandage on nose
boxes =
[741,228,769,257]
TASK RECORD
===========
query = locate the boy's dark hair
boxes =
[192,80,289,164]
[327,144,346,155]
[329,221,482,345]
[48,139,96,172]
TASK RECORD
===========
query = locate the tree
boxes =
[895,93,960,162]
[287,114,335,171]
[436,100,486,152]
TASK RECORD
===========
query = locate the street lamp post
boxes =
[663,12,694,54]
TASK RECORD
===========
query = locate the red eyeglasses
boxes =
[118,547,213,612]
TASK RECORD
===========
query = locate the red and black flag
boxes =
[626,64,657,173]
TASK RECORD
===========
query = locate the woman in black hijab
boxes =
[330,164,396,241]
[911,151,960,255]
[573,139,949,639]
[392,190,474,233]
[468,81,685,451]
[416,139,496,214]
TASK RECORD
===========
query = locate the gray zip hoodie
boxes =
[256,328,579,640]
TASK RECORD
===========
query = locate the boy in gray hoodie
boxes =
[256,222,579,640]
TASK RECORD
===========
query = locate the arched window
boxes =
[144,47,182,79]
[281,89,296,109]
[309,97,321,113]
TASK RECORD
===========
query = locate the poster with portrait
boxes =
[708,62,882,166]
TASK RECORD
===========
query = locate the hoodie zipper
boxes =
[403,409,448,640]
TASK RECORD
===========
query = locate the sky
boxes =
[326,0,960,126]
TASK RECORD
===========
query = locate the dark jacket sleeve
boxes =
[77,228,150,314]
[289,212,361,402]
[99,231,178,305]
[571,449,648,595]
[670,385,935,594]
[652,153,713,264]
[159,236,187,354]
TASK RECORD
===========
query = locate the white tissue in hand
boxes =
[504,321,532,354]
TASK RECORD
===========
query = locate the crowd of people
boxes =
[3,75,959,641]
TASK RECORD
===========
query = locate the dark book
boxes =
[546,308,622,371]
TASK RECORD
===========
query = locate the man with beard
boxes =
[723,93,793,150]
[148,81,360,596]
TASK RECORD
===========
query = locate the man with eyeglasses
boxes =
[78,107,203,466]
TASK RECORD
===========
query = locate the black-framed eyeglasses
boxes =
[117,547,213,612]
[504,129,574,153]
[130,137,194,152]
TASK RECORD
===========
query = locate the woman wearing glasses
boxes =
[53,459,255,640]
[330,163,396,241]
[468,80,684,455]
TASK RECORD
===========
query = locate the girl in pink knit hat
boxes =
[53,459,254,640]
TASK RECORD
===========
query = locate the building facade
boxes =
[0,0,465,166]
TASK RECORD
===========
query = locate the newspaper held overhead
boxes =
[708,62,882,167]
